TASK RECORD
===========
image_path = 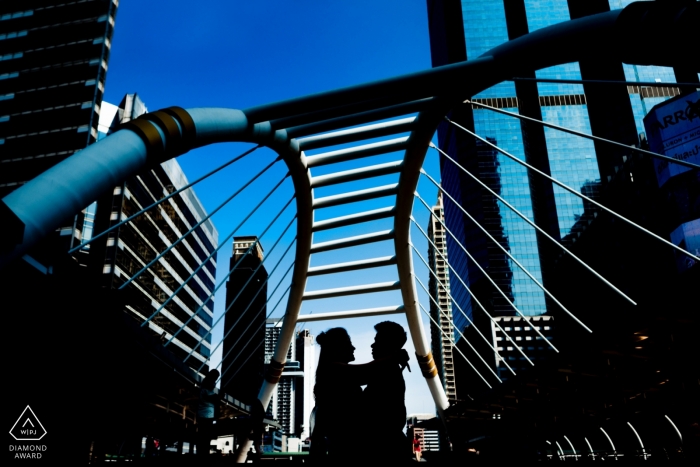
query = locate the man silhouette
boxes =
[362,321,410,462]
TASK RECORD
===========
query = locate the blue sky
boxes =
[104,0,447,416]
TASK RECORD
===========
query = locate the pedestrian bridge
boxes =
[1,2,698,462]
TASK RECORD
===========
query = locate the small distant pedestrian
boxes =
[413,436,422,462]
[196,369,220,457]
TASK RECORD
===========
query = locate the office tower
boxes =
[426,0,696,388]
[0,0,118,273]
[222,236,268,402]
[0,0,117,198]
[262,324,311,440]
[427,193,457,402]
[265,324,295,437]
[90,93,219,372]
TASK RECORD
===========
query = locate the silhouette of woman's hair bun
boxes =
[316,327,349,348]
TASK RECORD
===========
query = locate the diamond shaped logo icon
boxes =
[9,406,46,441]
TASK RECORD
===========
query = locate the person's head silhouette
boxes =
[316,327,355,364]
[371,321,407,359]
[201,369,220,390]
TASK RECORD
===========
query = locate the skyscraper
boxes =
[0,0,118,268]
[427,193,457,402]
[426,0,698,389]
[262,324,314,441]
[222,236,268,402]
[92,93,219,373]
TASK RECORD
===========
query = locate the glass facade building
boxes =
[426,0,697,385]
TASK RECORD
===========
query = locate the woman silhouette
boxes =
[310,327,408,459]
[311,328,359,458]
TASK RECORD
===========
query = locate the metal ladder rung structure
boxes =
[305,137,409,168]
[2,5,687,462]
[296,305,406,323]
[302,281,402,301]
[297,117,415,150]
[312,183,399,208]
[311,206,396,232]
[306,255,397,276]
[309,229,395,253]
[309,160,404,188]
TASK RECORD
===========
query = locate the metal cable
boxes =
[446,117,700,264]
[178,220,297,359]
[430,143,635,305]
[415,189,557,354]
[68,144,260,254]
[414,293,491,389]
[217,280,293,377]
[410,242,503,382]
[121,156,282,289]
[195,253,296,370]
[410,216,517,375]
[146,189,294,333]
[465,100,700,172]
[422,168,591,333]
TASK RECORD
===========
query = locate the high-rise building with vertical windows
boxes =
[91,93,219,374]
[262,324,312,442]
[427,192,457,402]
[0,0,117,197]
[0,0,118,271]
[426,0,698,389]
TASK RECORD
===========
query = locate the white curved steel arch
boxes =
[1,4,698,458]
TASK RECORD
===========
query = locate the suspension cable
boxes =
[464,100,700,172]
[121,156,282,289]
[410,217,517,375]
[430,144,636,305]
[446,117,700,264]
[410,243,503,382]
[174,216,297,359]
[194,250,296,369]
[68,145,261,254]
[221,316,284,392]
[510,76,700,89]
[221,341,264,390]
[215,275,293,375]
[416,187,566,347]
[144,188,294,331]
[415,296,491,389]
[414,193,545,359]
[422,171,589,333]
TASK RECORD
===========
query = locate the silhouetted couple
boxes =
[311,321,410,462]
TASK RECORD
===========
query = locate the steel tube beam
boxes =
[311,206,396,232]
[310,160,403,188]
[302,281,401,300]
[309,229,394,253]
[312,183,398,209]
[306,137,408,168]
[296,305,405,322]
[298,117,415,150]
[306,256,396,276]
[393,100,451,413]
